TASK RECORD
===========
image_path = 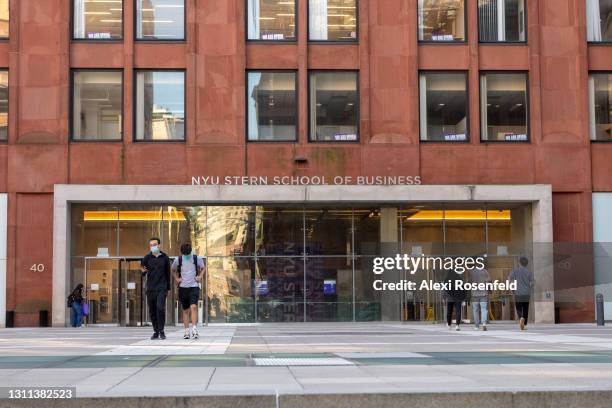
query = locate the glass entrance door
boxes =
[86,257,151,326]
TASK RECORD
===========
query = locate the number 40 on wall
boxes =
[30,264,45,273]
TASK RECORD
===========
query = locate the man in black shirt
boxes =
[141,237,171,340]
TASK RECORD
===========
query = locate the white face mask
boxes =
[151,245,160,253]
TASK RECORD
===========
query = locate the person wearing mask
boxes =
[172,243,206,339]
[470,259,491,331]
[444,269,468,331]
[68,283,84,328]
[141,237,171,340]
[508,256,534,331]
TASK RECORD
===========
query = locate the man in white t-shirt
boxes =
[171,243,206,339]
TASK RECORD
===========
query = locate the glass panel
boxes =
[135,71,185,141]
[247,0,296,40]
[444,207,488,256]
[71,205,120,257]
[353,208,380,255]
[590,73,612,141]
[116,205,163,256]
[206,206,255,256]
[73,0,123,40]
[354,257,381,321]
[420,72,468,142]
[121,260,146,326]
[305,208,353,255]
[72,71,123,141]
[401,207,445,256]
[255,206,304,255]
[161,206,206,257]
[478,0,526,42]
[306,257,352,321]
[309,71,359,142]
[0,71,8,141]
[587,0,612,42]
[136,0,184,40]
[0,0,8,38]
[418,0,465,41]
[309,0,358,41]
[207,257,254,323]
[481,72,528,142]
[256,257,304,322]
[85,259,119,324]
[247,72,297,141]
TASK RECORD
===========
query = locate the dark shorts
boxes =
[178,287,200,310]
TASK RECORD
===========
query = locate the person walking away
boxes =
[141,237,171,340]
[470,261,491,331]
[172,243,206,339]
[68,284,84,328]
[444,269,468,331]
[508,256,534,331]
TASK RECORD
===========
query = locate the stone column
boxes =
[379,207,400,321]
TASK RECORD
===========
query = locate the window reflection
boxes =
[247,72,297,141]
[135,70,185,141]
[480,72,528,142]
[309,0,358,41]
[478,0,526,42]
[0,70,7,141]
[589,72,612,141]
[309,71,359,142]
[257,257,304,322]
[73,0,123,40]
[587,0,612,42]
[0,0,8,38]
[247,0,296,40]
[137,0,185,40]
[418,0,465,42]
[419,72,468,142]
[72,70,123,141]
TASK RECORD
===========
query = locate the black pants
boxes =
[515,300,530,324]
[147,290,167,333]
[446,301,462,326]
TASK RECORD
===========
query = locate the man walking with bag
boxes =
[172,243,206,339]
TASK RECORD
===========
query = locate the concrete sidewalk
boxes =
[0,323,611,398]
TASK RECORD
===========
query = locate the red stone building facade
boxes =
[0,0,610,327]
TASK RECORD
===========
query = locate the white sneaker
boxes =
[191,327,199,339]
[473,326,480,331]
[183,329,190,339]
[447,324,452,330]
[455,325,461,331]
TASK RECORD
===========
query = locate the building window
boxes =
[0,71,6,141]
[136,0,185,41]
[418,0,465,42]
[478,0,526,42]
[309,71,359,142]
[419,72,468,142]
[309,0,358,41]
[247,71,297,142]
[135,70,185,141]
[0,0,8,39]
[72,70,123,141]
[480,73,528,142]
[589,73,612,141]
[247,0,296,41]
[73,0,123,40]
[587,0,612,42]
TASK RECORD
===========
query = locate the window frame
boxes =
[587,0,612,44]
[0,68,7,143]
[307,69,360,144]
[476,0,528,44]
[70,0,125,42]
[134,0,187,42]
[245,0,298,43]
[589,70,612,143]
[417,0,468,44]
[307,0,359,43]
[0,0,9,40]
[418,70,471,143]
[478,70,531,143]
[245,69,299,143]
[132,68,187,143]
[70,68,124,143]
